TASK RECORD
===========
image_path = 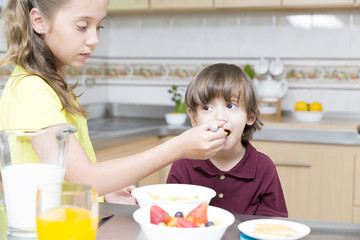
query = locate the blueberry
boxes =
[174,211,183,218]
[205,221,215,227]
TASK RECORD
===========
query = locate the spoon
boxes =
[98,211,114,227]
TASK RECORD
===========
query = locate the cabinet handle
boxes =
[274,162,311,167]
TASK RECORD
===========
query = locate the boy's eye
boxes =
[97,25,105,30]
[227,103,237,109]
[203,105,211,111]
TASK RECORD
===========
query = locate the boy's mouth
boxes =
[224,129,231,139]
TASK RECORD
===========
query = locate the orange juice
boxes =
[36,206,98,240]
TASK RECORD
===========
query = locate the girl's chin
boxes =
[68,59,87,69]
[70,62,86,69]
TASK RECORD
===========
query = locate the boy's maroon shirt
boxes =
[167,141,288,217]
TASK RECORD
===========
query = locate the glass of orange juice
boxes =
[36,183,99,240]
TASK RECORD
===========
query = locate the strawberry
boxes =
[186,202,208,225]
[175,217,199,228]
[150,205,171,225]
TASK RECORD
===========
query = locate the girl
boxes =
[0,0,226,202]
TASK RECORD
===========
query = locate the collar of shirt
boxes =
[191,141,258,179]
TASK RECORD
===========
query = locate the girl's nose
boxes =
[86,29,99,46]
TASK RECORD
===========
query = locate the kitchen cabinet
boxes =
[282,0,354,7]
[251,140,358,223]
[150,0,213,10]
[106,0,358,13]
[107,0,149,11]
[354,207,360,223]
[354,157,360,223]
[95,136,174,187]
[215,0,281,8]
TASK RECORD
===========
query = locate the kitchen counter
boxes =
[88,117,190,150]
[88,115,360,149]
[261,114,360,131]
[253,114,360,145]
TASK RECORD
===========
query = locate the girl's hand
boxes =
[176,121,226,160]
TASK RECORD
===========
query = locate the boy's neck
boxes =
[209,143,245,171]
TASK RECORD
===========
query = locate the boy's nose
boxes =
[215,109,226,121]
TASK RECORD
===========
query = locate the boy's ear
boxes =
[246,113,256,126]
[30,8,47,35]
[187,108,198,127]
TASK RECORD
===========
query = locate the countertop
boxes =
[96,203,360,240]
[260,114,360,131]
[88,117,189,150]
[88,115,360,149]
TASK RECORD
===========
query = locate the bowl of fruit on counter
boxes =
[133,202,234,240]
[131,184,216,208]
[294,101,324,122]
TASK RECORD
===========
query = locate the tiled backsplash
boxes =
[79,59,360,116]
[2,60,360,84]
[1,58,360,116]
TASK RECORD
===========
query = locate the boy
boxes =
[167,63,288,217]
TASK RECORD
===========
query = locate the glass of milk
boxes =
[0,124,77,238]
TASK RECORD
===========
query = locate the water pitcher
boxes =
[0,124,76,238]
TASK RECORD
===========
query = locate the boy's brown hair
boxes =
[185,63,262,141]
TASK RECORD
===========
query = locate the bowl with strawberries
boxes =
[133,202,234,240]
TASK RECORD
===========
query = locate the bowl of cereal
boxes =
[131,184,216,208]
[133,202,234,240]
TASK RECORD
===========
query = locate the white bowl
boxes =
[165,113,187,126]
[294,111,323,122]
[131,184,216,208]
[133,203,235,240]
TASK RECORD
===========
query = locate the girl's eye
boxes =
[77,25,104,31]
[77,25,87,31]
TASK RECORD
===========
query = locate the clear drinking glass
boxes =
[36,183,99,240]
[0,192,7,239]
[0,124,76,237]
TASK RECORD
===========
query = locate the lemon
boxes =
[295,101,308,111]
[309,102,323,111]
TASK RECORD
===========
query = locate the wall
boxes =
[83,9,360,116]
[1,9,360,116]
[103,10,360,59]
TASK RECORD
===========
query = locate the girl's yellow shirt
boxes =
[0,65,97,164]
[0,66,104,201]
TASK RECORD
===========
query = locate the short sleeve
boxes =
[6,76,67,129]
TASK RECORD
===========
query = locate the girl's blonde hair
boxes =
[185,63,262,141]
[0,0,88,117]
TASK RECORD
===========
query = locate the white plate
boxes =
[238,219,311,240]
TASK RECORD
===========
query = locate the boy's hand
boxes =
[104,185,138,205]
